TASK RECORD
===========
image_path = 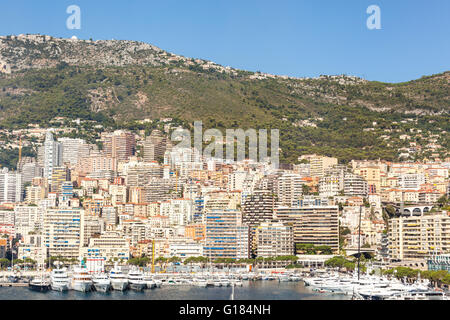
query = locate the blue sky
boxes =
[1,0,449,82]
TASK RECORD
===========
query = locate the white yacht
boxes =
[143,275,156,289]
[153,279,162,288]
[128,268,146,291]
[278,275,291,282]
[230,278,243,287]
[194,278,208,287]
[109,265,129,291]
[385,290,448,300]
[213,278,222,287]
[219,278,231,287]
[29,277,51,292]
[71,267,92,292]
[50,268,70,292]
[92,273,111,292]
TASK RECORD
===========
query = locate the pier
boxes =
[0,283,29,287]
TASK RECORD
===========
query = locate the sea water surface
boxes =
[0,281,350,300]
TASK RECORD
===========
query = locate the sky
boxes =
[0,0,449,83]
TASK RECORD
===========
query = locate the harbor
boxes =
[0,263,449,300]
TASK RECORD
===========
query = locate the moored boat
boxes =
[92,273,111,292]
[50,268,69,292]
[71,267,93,292]
[109,265,129,291]
[128,268,146,291]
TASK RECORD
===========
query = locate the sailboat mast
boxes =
[357,205,362,281]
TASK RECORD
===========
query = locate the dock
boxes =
[0,283,29,287]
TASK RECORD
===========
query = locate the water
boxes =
[0,281,350,300]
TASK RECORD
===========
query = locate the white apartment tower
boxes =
[43,131,63,184]
[0,168,23,203]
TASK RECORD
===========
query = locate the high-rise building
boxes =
[50,166,71,193]
[343,173,369,197]
[58,137,88,166]
[144,178,176,203]
[21,162,43,184]
[43,131,63,184]
[204,209,249,260]
[25,185,47,205]
[275,173,304,207]
[101,130,136,161]
[0,168,23,203]
[101,206,118,226]
[242,190,276,256]
[14,205,44,237]
[255,221,294,257]
[389,212,450,260]
[354,166,381,194]
[80,231,129,262]
[83,215,104,246]
[60,181,74,201]
[126,162,163,187]
[275,205,339,252]
[143,130,168,162]
[43,208,85,259]
[76,155,118,174]
[160,198,193,226]
[309,155,338,178]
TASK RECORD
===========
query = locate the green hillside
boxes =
[0,35,448,164]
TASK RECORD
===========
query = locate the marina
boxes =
[0,265,448,300]
[0,278,347,300]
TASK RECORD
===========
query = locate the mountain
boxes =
[0,34,448,163]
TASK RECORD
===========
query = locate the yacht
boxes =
[143,275,156,289]
[29,277,50,292]
[92,273,111,292]
[194,278,208,287]
[289,274,302,282]
[213,278,222,287]
[230,278,243,287]
[219,278,231,287]
[71,267,93,292]
[386,290,448,300]
[128,268,146,291]
[109,265,129,291]
[153,279,162,288]
[50,268,70,292]
[278,275,291,282]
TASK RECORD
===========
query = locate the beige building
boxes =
[389,213,450,260]
[354,166,381,193]
[255,222,294,257]
[80,232,130,262]
[43,208,85,259]
[309,155,338,178]
[275,206,339,252]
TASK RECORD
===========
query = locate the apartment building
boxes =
[389,213,450,260]
[204,209,249,260]
[275,205,339,252]
[0,168,23,203]
[80,231,129,262]
[13,205,43,237]
[308,155,338,178]
[43,131,63,184]
[43,208,85,259]
[255,221,294,257]
[343,173,368,197]
[275,173,304,207]
[101,130,136,161]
